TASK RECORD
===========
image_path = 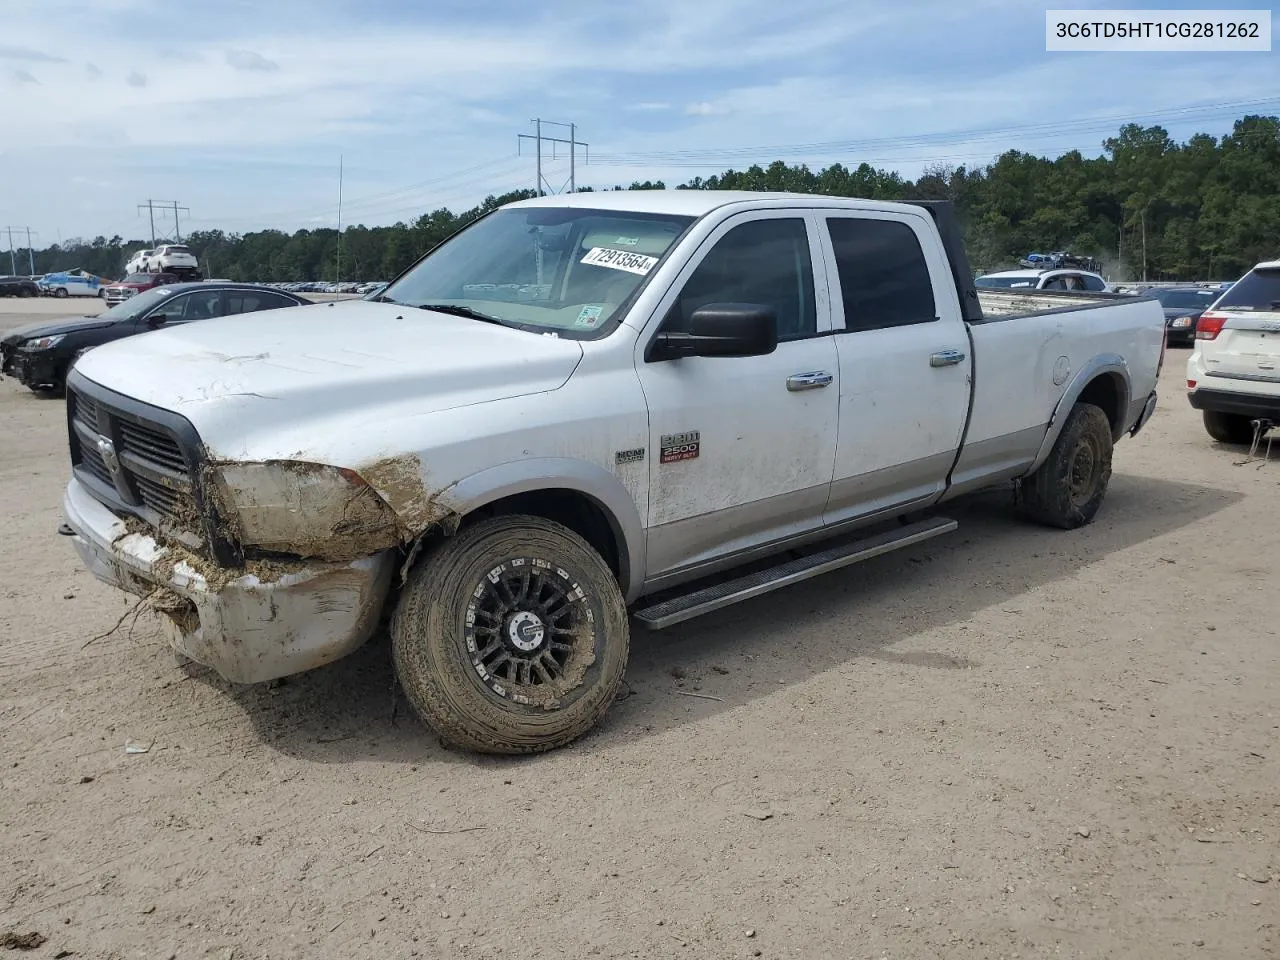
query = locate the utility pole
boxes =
[139,200,156,246]
[518,120,588,196]
[336,154,343,283]
[2,226,37,274]
[1140,208,1147,283]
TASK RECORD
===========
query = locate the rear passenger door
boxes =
[225,291,299,315]
[817,212,972,526]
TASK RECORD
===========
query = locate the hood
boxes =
[2,315,115,344]
[72,298,585,460]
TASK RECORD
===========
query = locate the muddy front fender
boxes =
[438,458,647,604]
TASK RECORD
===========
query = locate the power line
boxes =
[185,156,526,228]
[587,96,1280,166]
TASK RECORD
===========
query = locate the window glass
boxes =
[165,291,223,321]
[826,218,936,331]
[381,208,692,334]
[1213,268,1280,311]
[1082,274,1108,291]
[670,218,816,340]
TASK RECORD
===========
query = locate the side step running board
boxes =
[633,516,958,630]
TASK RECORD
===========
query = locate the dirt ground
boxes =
[1,298,1276,960]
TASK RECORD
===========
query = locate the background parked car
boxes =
[0,275,41,298]
[1187,260,1280,443]
[975,268,1111,292]
[103,273,181,305]
[1152,286,1220,346]
[38,269,108,298]
[1,282,312,394]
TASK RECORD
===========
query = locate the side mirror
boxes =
[649,302,778,361]
[146,313,170,328]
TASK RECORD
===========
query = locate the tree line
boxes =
[12,114,1278,285]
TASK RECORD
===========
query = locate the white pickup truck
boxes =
[61,192,1165,754]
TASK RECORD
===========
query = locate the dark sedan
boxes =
[1153,287,1219,346]
[1,282,311,394]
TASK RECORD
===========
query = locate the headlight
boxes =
[1171,317,1191,328]
[25,334,65,351]
[210,461,403,561]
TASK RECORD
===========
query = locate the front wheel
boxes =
[1019,402,1114,530]
[391,515,629,754]
[54,287,68,298]
[1202,409,1255,445]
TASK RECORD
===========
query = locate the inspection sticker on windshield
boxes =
[575,305,604,327]
[580,247,658,276]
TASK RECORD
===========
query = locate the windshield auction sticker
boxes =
[580,247,659,276]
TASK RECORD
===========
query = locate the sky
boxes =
[1,0,1277,245]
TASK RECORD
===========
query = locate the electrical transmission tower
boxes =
[4,226,38,274]
[137,199,191,245]
[518,120,588,196]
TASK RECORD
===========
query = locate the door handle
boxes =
[929,349,966,368]
[786,371,834,391]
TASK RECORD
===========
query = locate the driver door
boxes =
[635,211,840,583]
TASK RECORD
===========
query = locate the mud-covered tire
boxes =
[1020,402,1113,530]
[391,515,629,755]
[1202,409,1255,445]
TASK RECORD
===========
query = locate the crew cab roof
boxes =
[504,189,935,219]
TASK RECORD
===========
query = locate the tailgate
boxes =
[1200,309,1280,384]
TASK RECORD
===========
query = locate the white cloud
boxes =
[0,45,64,62]
[85,62,102,78]
[225,49,278,72]
[126,70,148,87]
[685,101,728,117]
[628,102,672,112]
[9,68,38,85]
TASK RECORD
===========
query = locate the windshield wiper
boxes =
[416,303,510,327]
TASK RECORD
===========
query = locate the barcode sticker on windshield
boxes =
[580,247,659,276]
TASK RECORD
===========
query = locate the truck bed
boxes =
[976,287,1133,319]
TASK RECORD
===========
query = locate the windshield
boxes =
[96,286,175,322]
[975,275,1035,288]
[380,207,694,334]
[1213,268,1280,311]
[1155,288,1216,309]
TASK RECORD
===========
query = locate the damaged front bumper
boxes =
[62,477,396,683]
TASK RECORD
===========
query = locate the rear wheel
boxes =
[1202,409,1256,445]
[391,515,629,754]
[19,287,33,298]
[54,287,68,298]
[1019,402,1113,530]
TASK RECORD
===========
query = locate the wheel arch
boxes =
[1027,355,1132,474]
[427,458,646,603]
